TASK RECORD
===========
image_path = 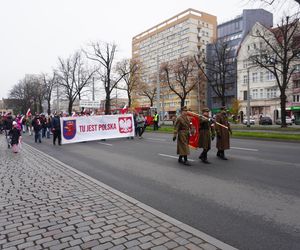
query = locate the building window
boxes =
[252,72,258,83]
[243,60,248,68]
[243,75,248,84]
[243,91,248,100]
[293,95,300,102]
[259,89,264,99]
[266,71,275,81]
[260,72,264,82]
[251,89,258,99]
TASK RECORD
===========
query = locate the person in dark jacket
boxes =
[51,113,61,145]
[9,121,22,153]
[32,114,42,143]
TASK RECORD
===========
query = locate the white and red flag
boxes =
[26,108,31,116]
[121,104,128,114]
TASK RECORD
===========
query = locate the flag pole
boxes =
[187,111,228,130]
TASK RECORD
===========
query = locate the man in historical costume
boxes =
[215,106,232,160]
[173,106,191,166]
[198,108,215,164]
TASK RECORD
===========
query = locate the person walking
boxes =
[153,111,159,130]
[9,121,22,153]
[46,116,52,139]
[32,114,42,143]
[215,106,232,160]
[136,112,145,138]
[26,115,33,136]
[51,113,61,145]
[173,106,191,166]
[198,108,215,164]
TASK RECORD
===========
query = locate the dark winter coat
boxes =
[9,127,21,145]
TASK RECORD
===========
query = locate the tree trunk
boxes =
[280,92,287,128]
[105,95,111,115]
[47,100,51,115]
[180,98,185,108]
[128,94,131,108]
[68,101,73,116]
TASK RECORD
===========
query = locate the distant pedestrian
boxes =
[9,121,22,153]
[215,106,232,160]
[46,116,52,139]
[32,114,42,143]
[153,111,159,130]
[51,113,61,145]
[198,108,215,164]
[136,112,145,138]
[173,106,191,166]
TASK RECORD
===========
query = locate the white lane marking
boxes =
[146,138,167,142]
[231,147,258,152]
[97,142,113,146]
[159,153,195,162]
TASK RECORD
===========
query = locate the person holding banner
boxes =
[51,112,61,146]
[198,108,215,164]
[173,106,191,166]
[215,106,232,160]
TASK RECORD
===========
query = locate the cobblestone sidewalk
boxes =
[0,137,237,250]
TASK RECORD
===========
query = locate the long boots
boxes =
[178,155,191,166]
[217,150,228,160]
[199,150,210,164]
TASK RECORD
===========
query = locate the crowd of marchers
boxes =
[1,107,231,167]
[0,111,63,153]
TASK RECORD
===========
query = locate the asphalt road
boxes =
[22,132,300,250]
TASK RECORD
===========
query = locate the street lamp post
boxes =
[247,67,251,127]
[156,54,160,119]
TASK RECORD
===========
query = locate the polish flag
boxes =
[26,108,31,116]
[121,104,128,114]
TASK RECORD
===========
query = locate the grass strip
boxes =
[232,131,300,141]
[146,126,300,141]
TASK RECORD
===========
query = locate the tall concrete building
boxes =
[207,9,273,113]
[132,8,217,117]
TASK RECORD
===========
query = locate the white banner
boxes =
[79,100,100,108]
[60,114,135,144]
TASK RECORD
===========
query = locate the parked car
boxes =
[259,116,273,125]
[243,118,255,125]
[275,116,293,125]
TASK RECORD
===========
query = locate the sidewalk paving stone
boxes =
[0,136,237,250]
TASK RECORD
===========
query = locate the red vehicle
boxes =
[134,107,157,126]
[112,106,157,126]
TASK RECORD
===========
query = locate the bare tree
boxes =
[138,77,157,107]
[194,41,234,107]
[9,80,32,114]
[42,72,57,115]
[250,15,300,127]
[84,42,128,114]
[55,51,97,114]
[116,58,140,108]
[9,75,44,114]
[160,56,198,108]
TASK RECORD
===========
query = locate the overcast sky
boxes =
[0,0,298,100]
